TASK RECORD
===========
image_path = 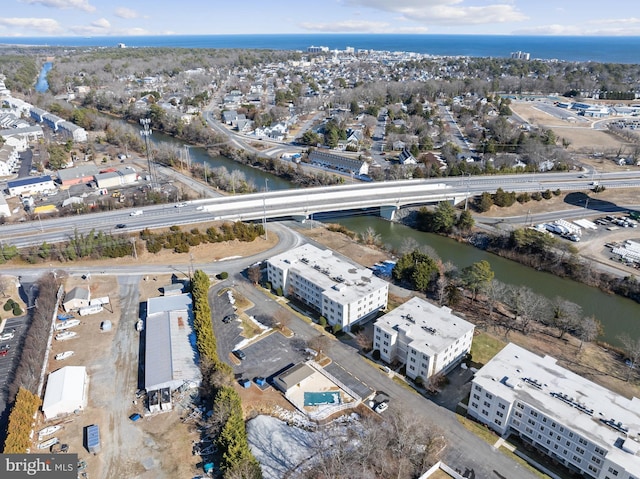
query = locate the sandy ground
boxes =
[510,102,633,153]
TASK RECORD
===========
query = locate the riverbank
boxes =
[295,222,640,401]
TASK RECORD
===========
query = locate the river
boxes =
[35,62,52,93]
[132,120,639,346]
[321,214,640,347]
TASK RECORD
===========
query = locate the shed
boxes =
[100,320,112,332]
[42,366,88,419]
[63,287,90,312]
[240,379,251,389]
[85,424,101,454]
[255,377,266,387]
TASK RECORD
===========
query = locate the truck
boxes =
[130,209,143,216]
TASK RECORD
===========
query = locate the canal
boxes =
[322,214,640,347]
[35,62,52,93]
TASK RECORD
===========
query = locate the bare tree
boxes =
[618,334,640,381]
[273,309,290,332]
[550,297,582,339]
[247,264,261,285]
[308,334,330,355]
[577,316,602,352]
[354,331,373,352]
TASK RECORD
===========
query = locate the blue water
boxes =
[2,34,640,64]
[35,61,52,92]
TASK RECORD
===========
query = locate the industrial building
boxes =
[373,297,474,380]
[57,165,98,188]
[266,244,388,331]
[468,343,640,479]
[42,366,88,419]
[144,292,201,410]
[94,167,137,189]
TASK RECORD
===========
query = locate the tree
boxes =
[462,260,494,301]
[432,201,457,234]
[549,297,581,339]
[577,316,602,351]
[476,192,494,212]
[456,209,475,231]
[308,334,330,355]
[618,334,640,381]
[247,264,261,285]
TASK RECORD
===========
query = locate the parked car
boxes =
[0,329,15,341]
[232,349,246,361]
[374,401,389,413]
[0,345,10,357]
[223,314,237,323]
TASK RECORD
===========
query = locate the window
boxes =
[542,417,547,423]
[595,446,605,456]
[485,392,493,400]
[579,437,587,445]
[569,432,574,438]
[516,402,524,410]
[576,447,584,454]
[474,385,481,391]
[496,411,504,418]
[566,440,571,447]
[607,467,619,476]
[551,422,556,428]
[471,402,478,408]
[528,419,536,426]
[588,465,598,473]
[498,403,506,410]
[484,401,491,408]
[559,426,565,432]
[531,411,538,418]
[494,419,502,426]
[473,394,480,400]
[482,409,489,416]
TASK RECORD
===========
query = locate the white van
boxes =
[130,210,143,216]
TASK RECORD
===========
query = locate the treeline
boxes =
[487,227,640,304]
[0,54,38,93]
[190,270,261,478]
[414,202,474,234]
[391,247,603,347]
[20,231,133,264]
[2,273,61,452]
[474,187,561,212]
[141,222,264,254]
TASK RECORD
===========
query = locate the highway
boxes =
[3,171,640,247]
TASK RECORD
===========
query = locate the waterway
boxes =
[126,119,640,346]
[35,62,52,93]
[147,129,292,192]
[322,214,640,347]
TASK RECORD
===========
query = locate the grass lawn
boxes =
[456,415,499,445]
[470,332,506,367]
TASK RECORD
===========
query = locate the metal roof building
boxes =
[7,175,55,196]
[144,293,200,392]
[42,366,88,419]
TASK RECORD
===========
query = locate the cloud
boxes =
[20,0,96,12]
[343,0,526,25]
[300,20,392,33]
[115,7,139,19]
[70,17,111,35]
[0,17,62,34]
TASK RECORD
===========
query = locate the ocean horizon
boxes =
[1,34,639,64]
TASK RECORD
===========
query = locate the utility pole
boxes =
[263,178,269,241]
[140,118,155,190]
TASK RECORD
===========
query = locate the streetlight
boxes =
[140,118,155,189]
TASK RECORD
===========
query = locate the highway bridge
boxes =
[2,171,640,248]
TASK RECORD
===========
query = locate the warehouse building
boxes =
[42,366,88,419]
[7,175,55,197]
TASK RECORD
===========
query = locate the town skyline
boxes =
[1,0,640,38]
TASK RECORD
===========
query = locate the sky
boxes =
[1,0,640,37]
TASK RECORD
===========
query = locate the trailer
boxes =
[78,304,103,316]
[85,424,101,454]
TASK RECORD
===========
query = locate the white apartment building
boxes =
[468,343,640,479]
[373,297,474,380]
[266,244,388,331]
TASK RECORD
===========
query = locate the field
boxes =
[510,101,634,153]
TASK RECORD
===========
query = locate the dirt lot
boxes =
[510,101,634,153]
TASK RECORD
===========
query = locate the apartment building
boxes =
[468,343,640,479]
[266,244,388,331]
[373,297,474,380]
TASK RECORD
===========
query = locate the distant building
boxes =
[307,45,329,53]
[58,165,98,188]
[468,343,640,479]
[63,286,91,312]
[266,244,388,331]
[308,150,369,176]
[511,51,531,60]
[7,175,55,197]
[373,297,474,380]
[398,148,417,165]
[94,167,137,189]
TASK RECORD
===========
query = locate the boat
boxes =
[37,437,59,449]
[136,320,144,332]
[38,425,61,439]
[55,319,81,331]
[54,351,74,361]
[55,331,77,341]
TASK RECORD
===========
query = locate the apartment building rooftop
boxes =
[376,297,474,356]
[268,243,386,305]
[476,343,640,470]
